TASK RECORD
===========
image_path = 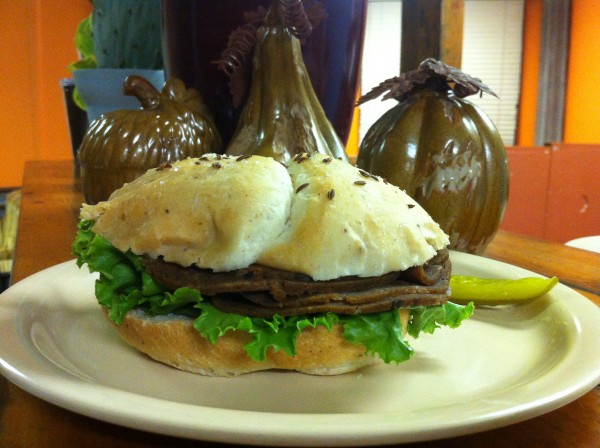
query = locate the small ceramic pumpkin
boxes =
[79,76,222,204]
[356,59,509,254]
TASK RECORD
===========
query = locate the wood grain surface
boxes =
[2,160,599,448]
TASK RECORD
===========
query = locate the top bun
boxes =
[81,154,449,280]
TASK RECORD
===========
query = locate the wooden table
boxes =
[2,160,599,448]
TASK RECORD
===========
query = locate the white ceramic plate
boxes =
[1,252,600,446]
[565,235,600,254]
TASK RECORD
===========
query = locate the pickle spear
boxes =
[450,276,559,305]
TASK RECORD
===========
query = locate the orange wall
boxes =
[517,0,600,145]
[0,0,91,188]
[563,0,600,143]
[346,96,361,157]
[516,0,541,146]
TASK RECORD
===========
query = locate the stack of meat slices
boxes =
[143,249,451,318]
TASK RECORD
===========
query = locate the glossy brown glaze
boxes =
[357,90,509,255]
[224,3,348,162]
[78,76,222,204]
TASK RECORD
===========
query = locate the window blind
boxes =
[462,0,524,145]
[359,0,524,146]
[359,0,402,142]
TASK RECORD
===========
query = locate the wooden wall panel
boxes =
[501,144,600,243]
[401,0,464,72]
[544,144,600,242]
[501,146,551,239]
[534,0,570,145]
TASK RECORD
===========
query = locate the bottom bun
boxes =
[104,307,410,377]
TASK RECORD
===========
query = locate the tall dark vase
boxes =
[60,78,89,171]
[161,0,367,146]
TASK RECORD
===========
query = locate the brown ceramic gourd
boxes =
[79,76,223,204]
[223,0,349,163]
[356,59,509,254]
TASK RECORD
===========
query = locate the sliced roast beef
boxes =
[142,249,451,317]
[211,292,448,317]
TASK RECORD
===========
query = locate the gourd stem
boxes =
[123,75,160,110]
[423,76,452,95]
[266,0,311,36]
[264,1,282,26]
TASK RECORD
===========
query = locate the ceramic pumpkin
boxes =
[356,59,509,254]
[79,76,222,204]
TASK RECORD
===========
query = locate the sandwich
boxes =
[73,153,473,376]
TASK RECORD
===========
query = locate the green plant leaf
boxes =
[68,56,97,72]
[74,14,94,58]
[66,14,97,111]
